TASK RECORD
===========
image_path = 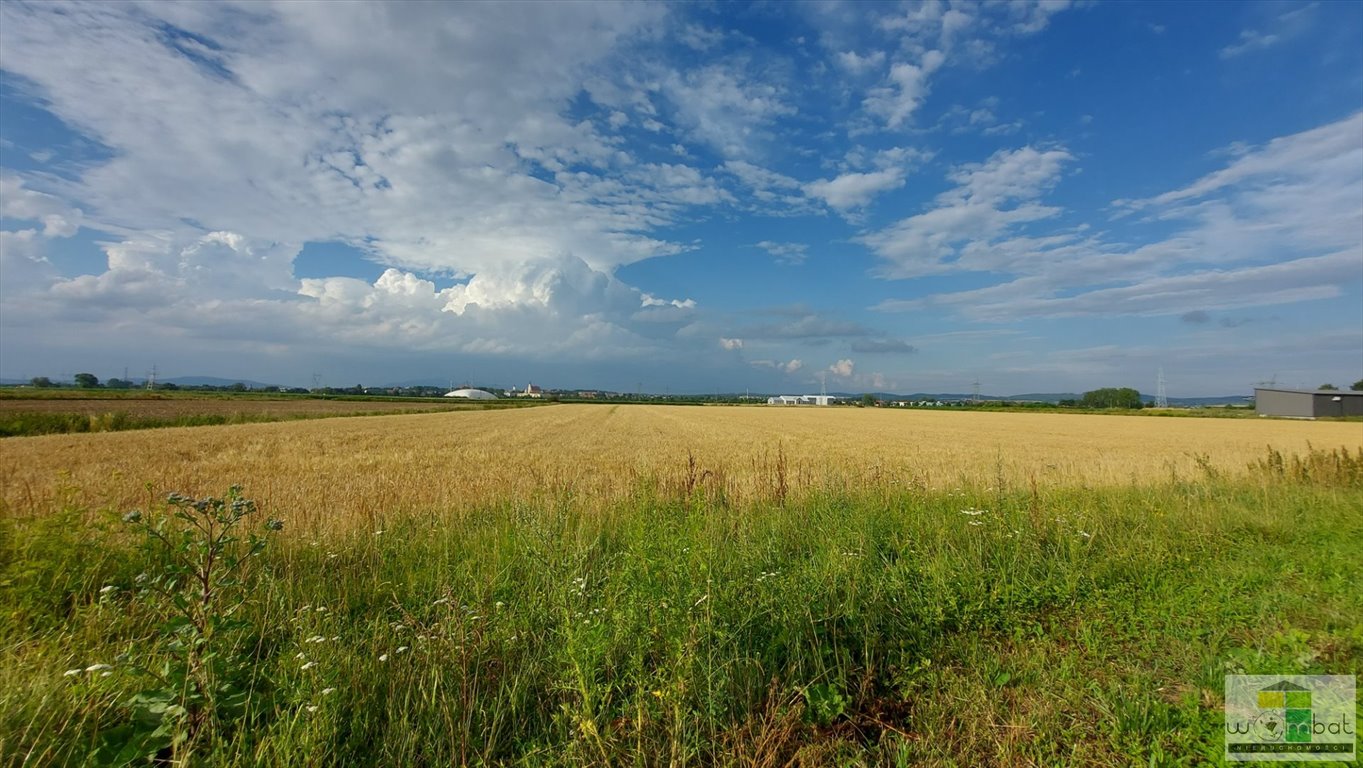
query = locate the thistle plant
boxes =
[112,486,282,763]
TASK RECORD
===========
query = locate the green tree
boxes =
[30,376,54,388]
[73,372,100,388]
[860,393,877,407]
[1351,380,1363,391]
[1080,387,1143,409]
[1319,383,1338,391]
[105,378,133,389]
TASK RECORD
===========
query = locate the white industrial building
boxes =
[767,395,836,406]
[444,388,498,400]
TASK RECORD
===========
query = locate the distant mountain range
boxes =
[161,376,281,388]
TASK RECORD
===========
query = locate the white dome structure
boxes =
[444,388,498,400]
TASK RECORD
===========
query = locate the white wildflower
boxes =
[396,646,408,654]
[321,687,336,696]
[64,669,83,677]
[378,653,389,662]
[306,705,318,713]
[85,664,112,672]
[301,661,317,671]
[99,585,116,595]
[306,635,325,644]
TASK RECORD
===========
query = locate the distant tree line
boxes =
[1074,387,1145,409]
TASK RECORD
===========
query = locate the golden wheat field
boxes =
[2,404,1358,536]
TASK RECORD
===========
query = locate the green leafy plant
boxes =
[802,682,849,726]
[107,486,282,763]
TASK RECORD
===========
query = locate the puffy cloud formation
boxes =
[828,359,855,377]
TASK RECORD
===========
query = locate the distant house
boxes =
[518,382,543,399]
[1254,387,1363,418]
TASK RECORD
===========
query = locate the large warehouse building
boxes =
[1254,387,1363,418]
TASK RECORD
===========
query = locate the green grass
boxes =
[2,457,1360,765]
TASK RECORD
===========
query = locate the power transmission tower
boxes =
[971,379,980,405]
[1156,367,1168,408]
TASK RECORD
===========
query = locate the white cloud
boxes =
[872,113,1363,322]
[863,50,945,129]
[751,358,804,375]
[719,337,743,350]
[1220,30,1282,59]
[1220,4,1318,59]
[859,146,1073,277]
[678,24,725,51]
[909,249,1358,321]
[721,160,812,212]
[659,65,795,157]
[0,229,59,300]
[804,168,906,210]
[1007,0,1072,35]
[828,358,854,377]
[0,175,84,237]
[835,50,885,75]
[755,241,809,265]
[0,2,771,372]
[723,160,802,191]
[860,1,1071,131]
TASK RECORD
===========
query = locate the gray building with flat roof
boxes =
[1254,387,1363,419]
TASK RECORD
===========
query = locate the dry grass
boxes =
[1,404,1358,536]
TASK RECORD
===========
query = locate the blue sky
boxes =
[1,1,1359,395]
